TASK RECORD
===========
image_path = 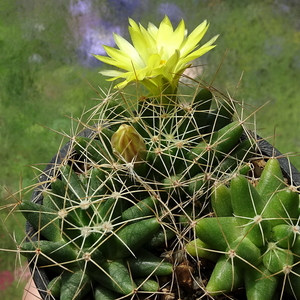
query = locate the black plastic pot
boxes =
[26,130,300,300]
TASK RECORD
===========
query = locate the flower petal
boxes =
[200,34,219,48]
[105,46,145,71]
[129,24,156,63]
[113,33,145,67]
[101,46,133,69]
[147,22,159,39]
[180,45,217,65]
[171,19,186,49]
[180,20,209,57]
[157,16,174,46]
[94,54,119,66]
[100,70,125,77]
[163,50,180,80]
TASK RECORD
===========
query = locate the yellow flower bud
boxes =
[111,124,146,164]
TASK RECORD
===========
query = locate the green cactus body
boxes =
[134,277,160,292]
[205,98,235,133]
[47,276,62,298]
[230,174,264,224]
[263,187,299,227]
[211,183,233,217]
[19,200,62,242]
[244,264,279,300]
[186,121,243,176]
[121,196,158,220]
[187,156,300,299]
[271,224,295,248]
[20,240,78,271]
[218,138,254,174]
[226,236,262,267]
[94,285,119,300]
[74,136,113,165]
[179,88,213,139]
[196,216,243,251]
[126,248,173,276]
[19,80,298,300]
[205,255,244,295]
[263,242,294,274]
[185,238,220,262]
[100,217,161,259]
[93,260,137,295]
[256,158,285,202]
[60,270,91,300]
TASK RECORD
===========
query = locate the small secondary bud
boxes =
[111,124,146,163]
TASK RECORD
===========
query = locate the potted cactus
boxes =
[15,16,300,300]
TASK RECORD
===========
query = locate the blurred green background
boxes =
[1,0,300,298]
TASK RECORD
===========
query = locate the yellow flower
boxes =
[94,16,218,97]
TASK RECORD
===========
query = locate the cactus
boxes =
[186,158,300,299]
[20,83,255,299]
[3,15,299,300]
